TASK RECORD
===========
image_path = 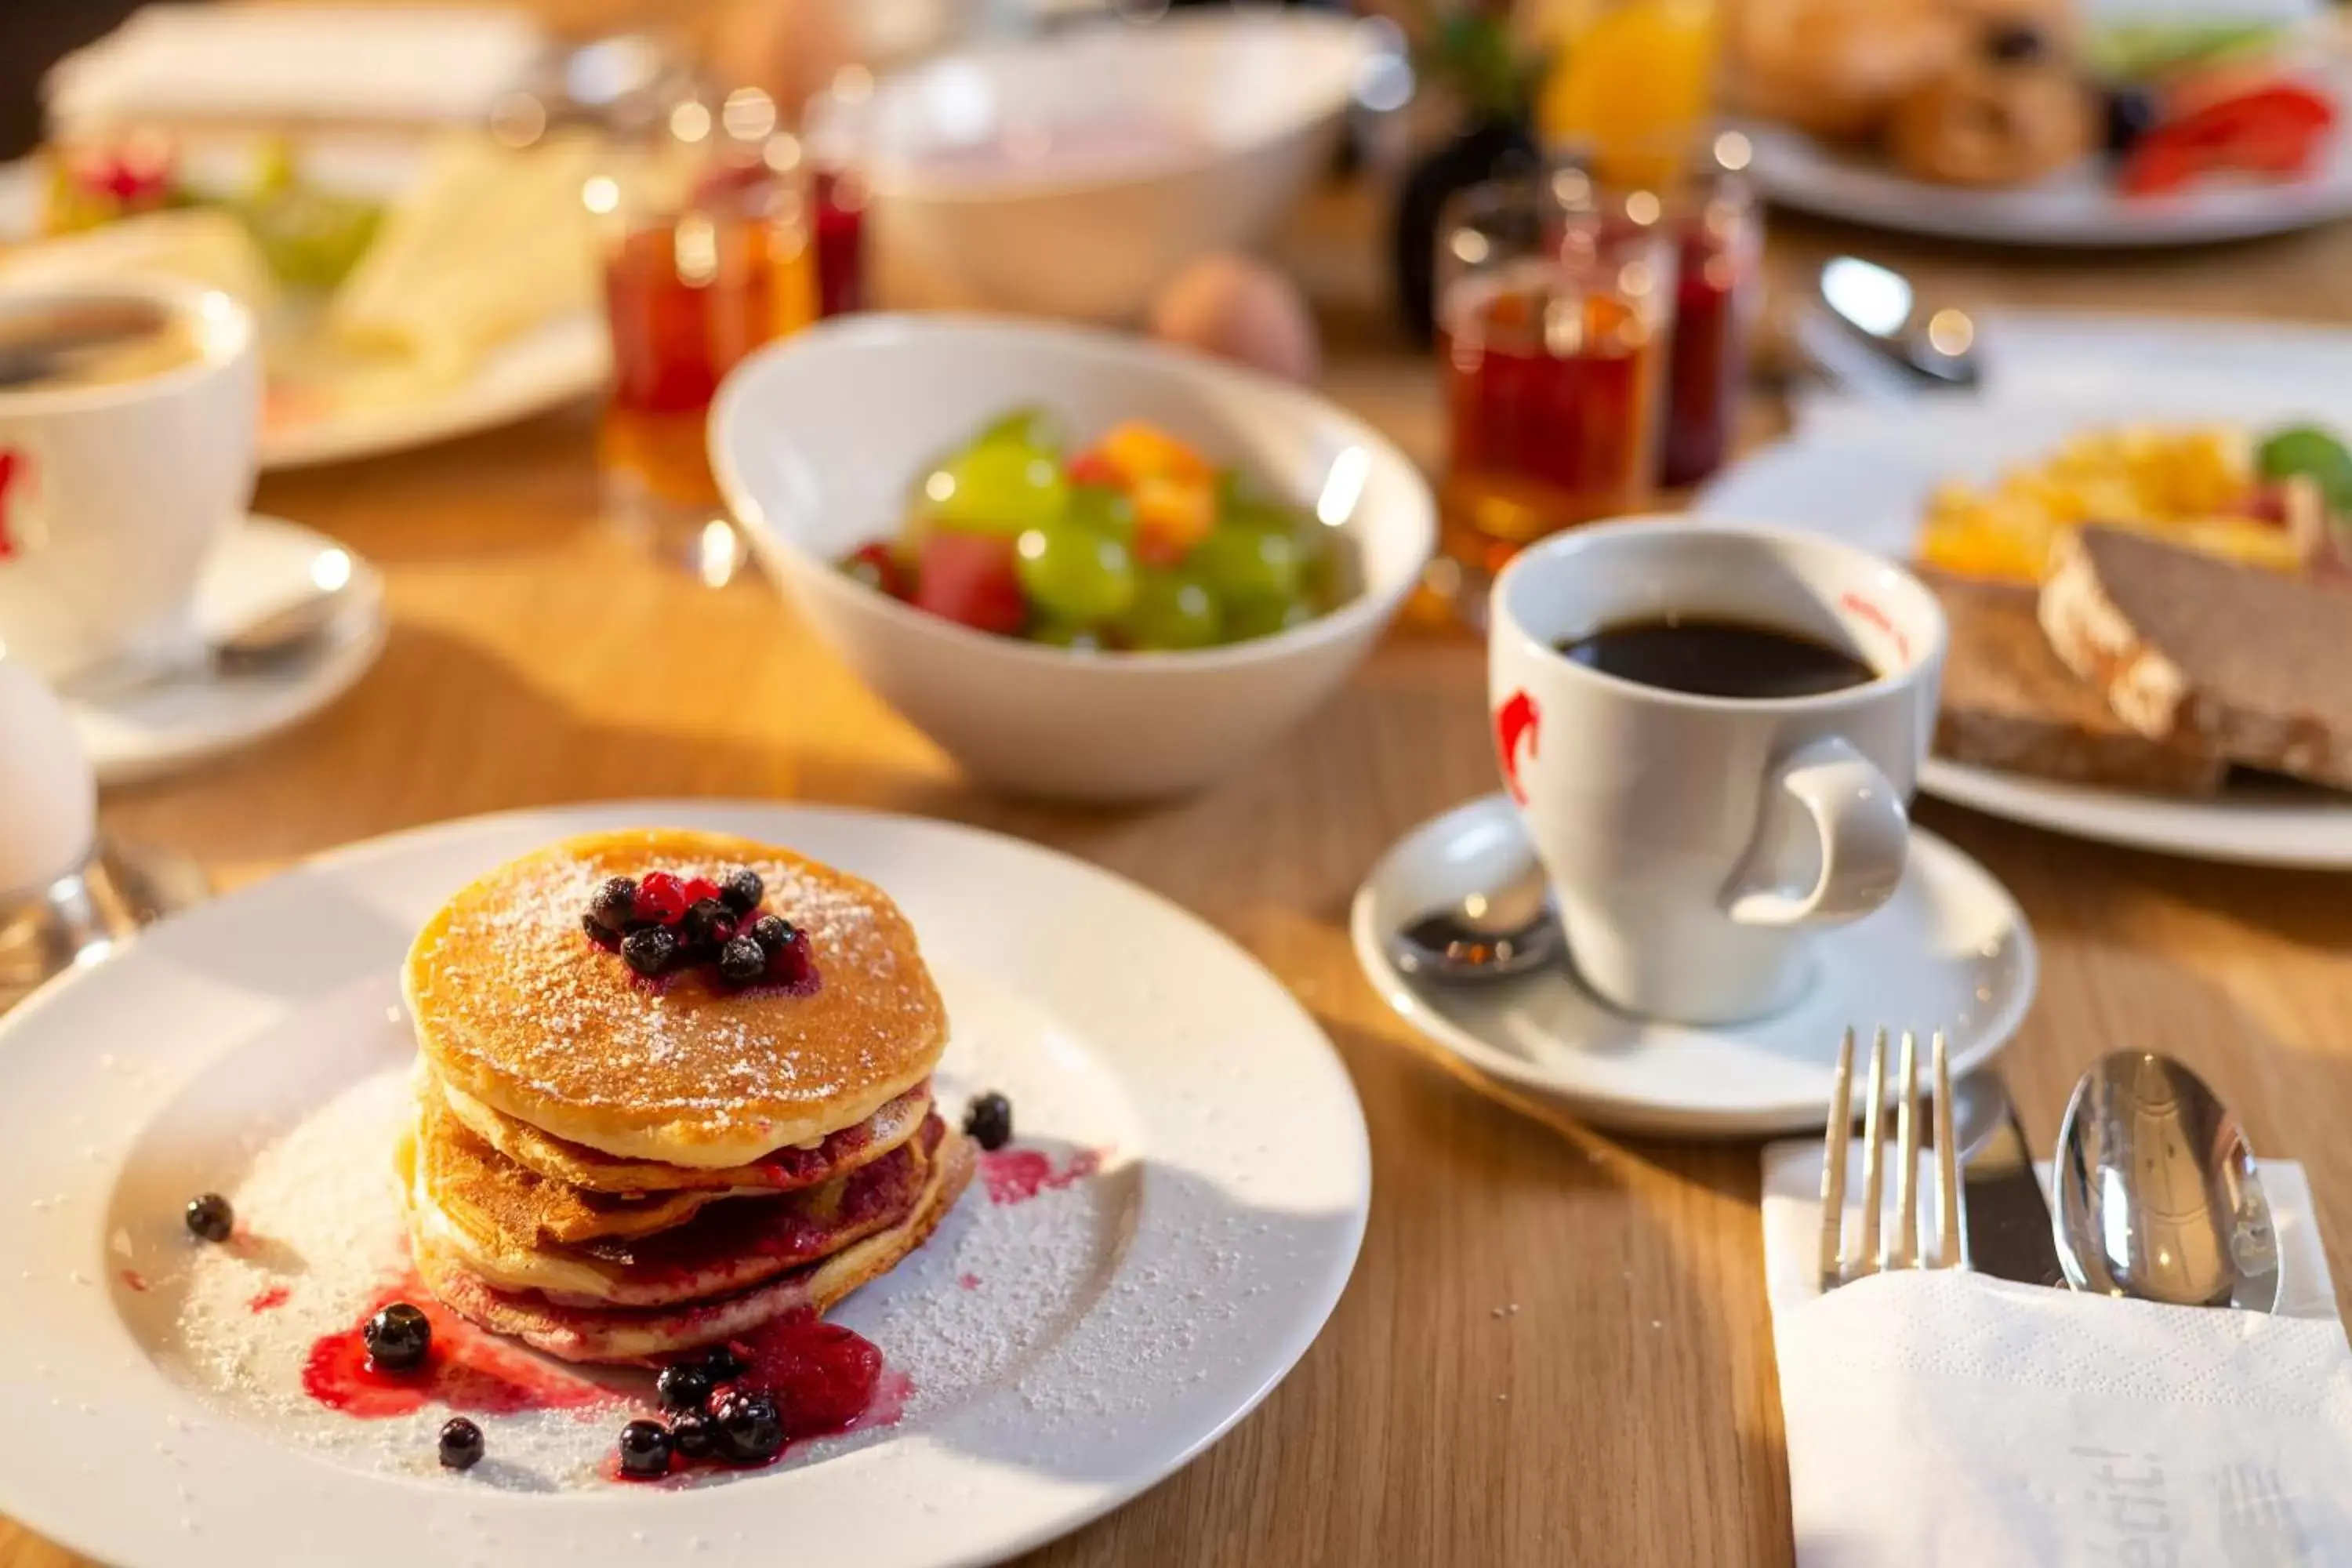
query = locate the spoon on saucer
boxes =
[1385,855,1563,981]
[2053,1051,2280,1312]
[52,545,359,705]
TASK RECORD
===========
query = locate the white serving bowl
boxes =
[710,314,1434,801]
[836,12,1373,323]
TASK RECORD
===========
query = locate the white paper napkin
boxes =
[1762,1141,2352,1567]
[44,5,546,132]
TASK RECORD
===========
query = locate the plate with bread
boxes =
[1700,400,2352,866]
[1728,0,2352,246]
[0,132,608,470]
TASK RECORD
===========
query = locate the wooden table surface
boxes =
[9,180,2352,1567]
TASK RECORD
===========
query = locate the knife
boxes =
[1955,1074,2067,1287]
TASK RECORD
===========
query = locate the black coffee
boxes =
[1556,616,1876,699]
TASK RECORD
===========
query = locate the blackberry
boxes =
[364,1302,432,1371]
[671,1409,716,1459]
[617,1419,674,1479]
[657,1363,713,1415]
[438,1417,484,1471]
[719,868,764,916]
[711,1388,785,1465]
[587,877,638,935]
[622,926,679,978]
[718,936,768,985]
[184,1192,234,1243]
[962,1092,1014,1152]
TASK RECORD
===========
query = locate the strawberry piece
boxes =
[913,530,1027,635]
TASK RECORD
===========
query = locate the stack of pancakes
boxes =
[397,829,975,1364]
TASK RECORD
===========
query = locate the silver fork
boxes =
[1819,1026,1964,1292]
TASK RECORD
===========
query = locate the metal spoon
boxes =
[1385,855,1563,981]
[1798,256,1984,403]
[2053,1051,2280,1312]
[53,547,359,705]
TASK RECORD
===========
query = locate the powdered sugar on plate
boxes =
[157,960,1139,1491]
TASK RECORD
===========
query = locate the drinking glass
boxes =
[593,86,818,559]
[1436,171,1676,584]
[1656,131,1762,488]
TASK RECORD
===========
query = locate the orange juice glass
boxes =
[1536,0,1721,187]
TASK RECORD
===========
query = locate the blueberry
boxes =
[365,1302,432,1371]
[1983,21,2046,62]
[588,877,638,935]
[702,1345,748,1383]
[621,926,678,978]
[671,1409,716,1458]
[184,1192,234,1243]
[582,912,621,949]
[720,868,764,916]
[718,935,768,984]
[963,1091,1014,1152]
[2103,85,2161,158]
[617,1418,674,1479]
[438,1417,484,1471]
[711,1388,785,1465]
[749,914,793,955]
[657,1363,713,1415]
[681,898,736,952]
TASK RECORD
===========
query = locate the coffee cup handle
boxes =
[1722,737,1907,929]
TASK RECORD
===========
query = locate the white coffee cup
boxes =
[0,278,260,684]
[1489,517,1947,1025]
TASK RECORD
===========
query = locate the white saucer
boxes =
[72,513,387,786]
[1350,795,2038,1138]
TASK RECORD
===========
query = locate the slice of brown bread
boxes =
[2040,524,2352,790]
[1926,568,2227,795]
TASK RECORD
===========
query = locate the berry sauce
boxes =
[118,1269,150,1294]
[302,1276,614,1420]
[980,1147,1104,1207]
[246,1283,291,1314]
[606,1317,908,1485]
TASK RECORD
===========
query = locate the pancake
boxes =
[411,1113,945,1308]
[433,1071,933,1196]
[414,1129,976,1363]
[404,829,948,1168]
[416,1076,768,1245]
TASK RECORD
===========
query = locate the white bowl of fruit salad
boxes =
[710,314,1434,801]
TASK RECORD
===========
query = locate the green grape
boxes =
[1189,523,1301,608]
[1225,595,1316,644]
[1120,570,1222,651]
[241,188,383,290]
[972,405,1062,456]
[1016,523,1138,624]
[1031,619,1109,652]
[924,441,1070,536]
[1065,483,1137,543]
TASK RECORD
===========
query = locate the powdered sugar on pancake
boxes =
[406,835,946,1151]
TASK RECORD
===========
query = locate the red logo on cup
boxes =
[0,448,27,561]
[1838,590,1909,662]
[1495,689,1540,804]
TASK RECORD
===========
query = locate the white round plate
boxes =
[1351,795,2036,1138]
[0,156,605,470]
[1697,413,2352,868]
[255,315,607,471]
[71,512,387,787]
[0,803,1368,1568]
[1740,64,2352,248]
